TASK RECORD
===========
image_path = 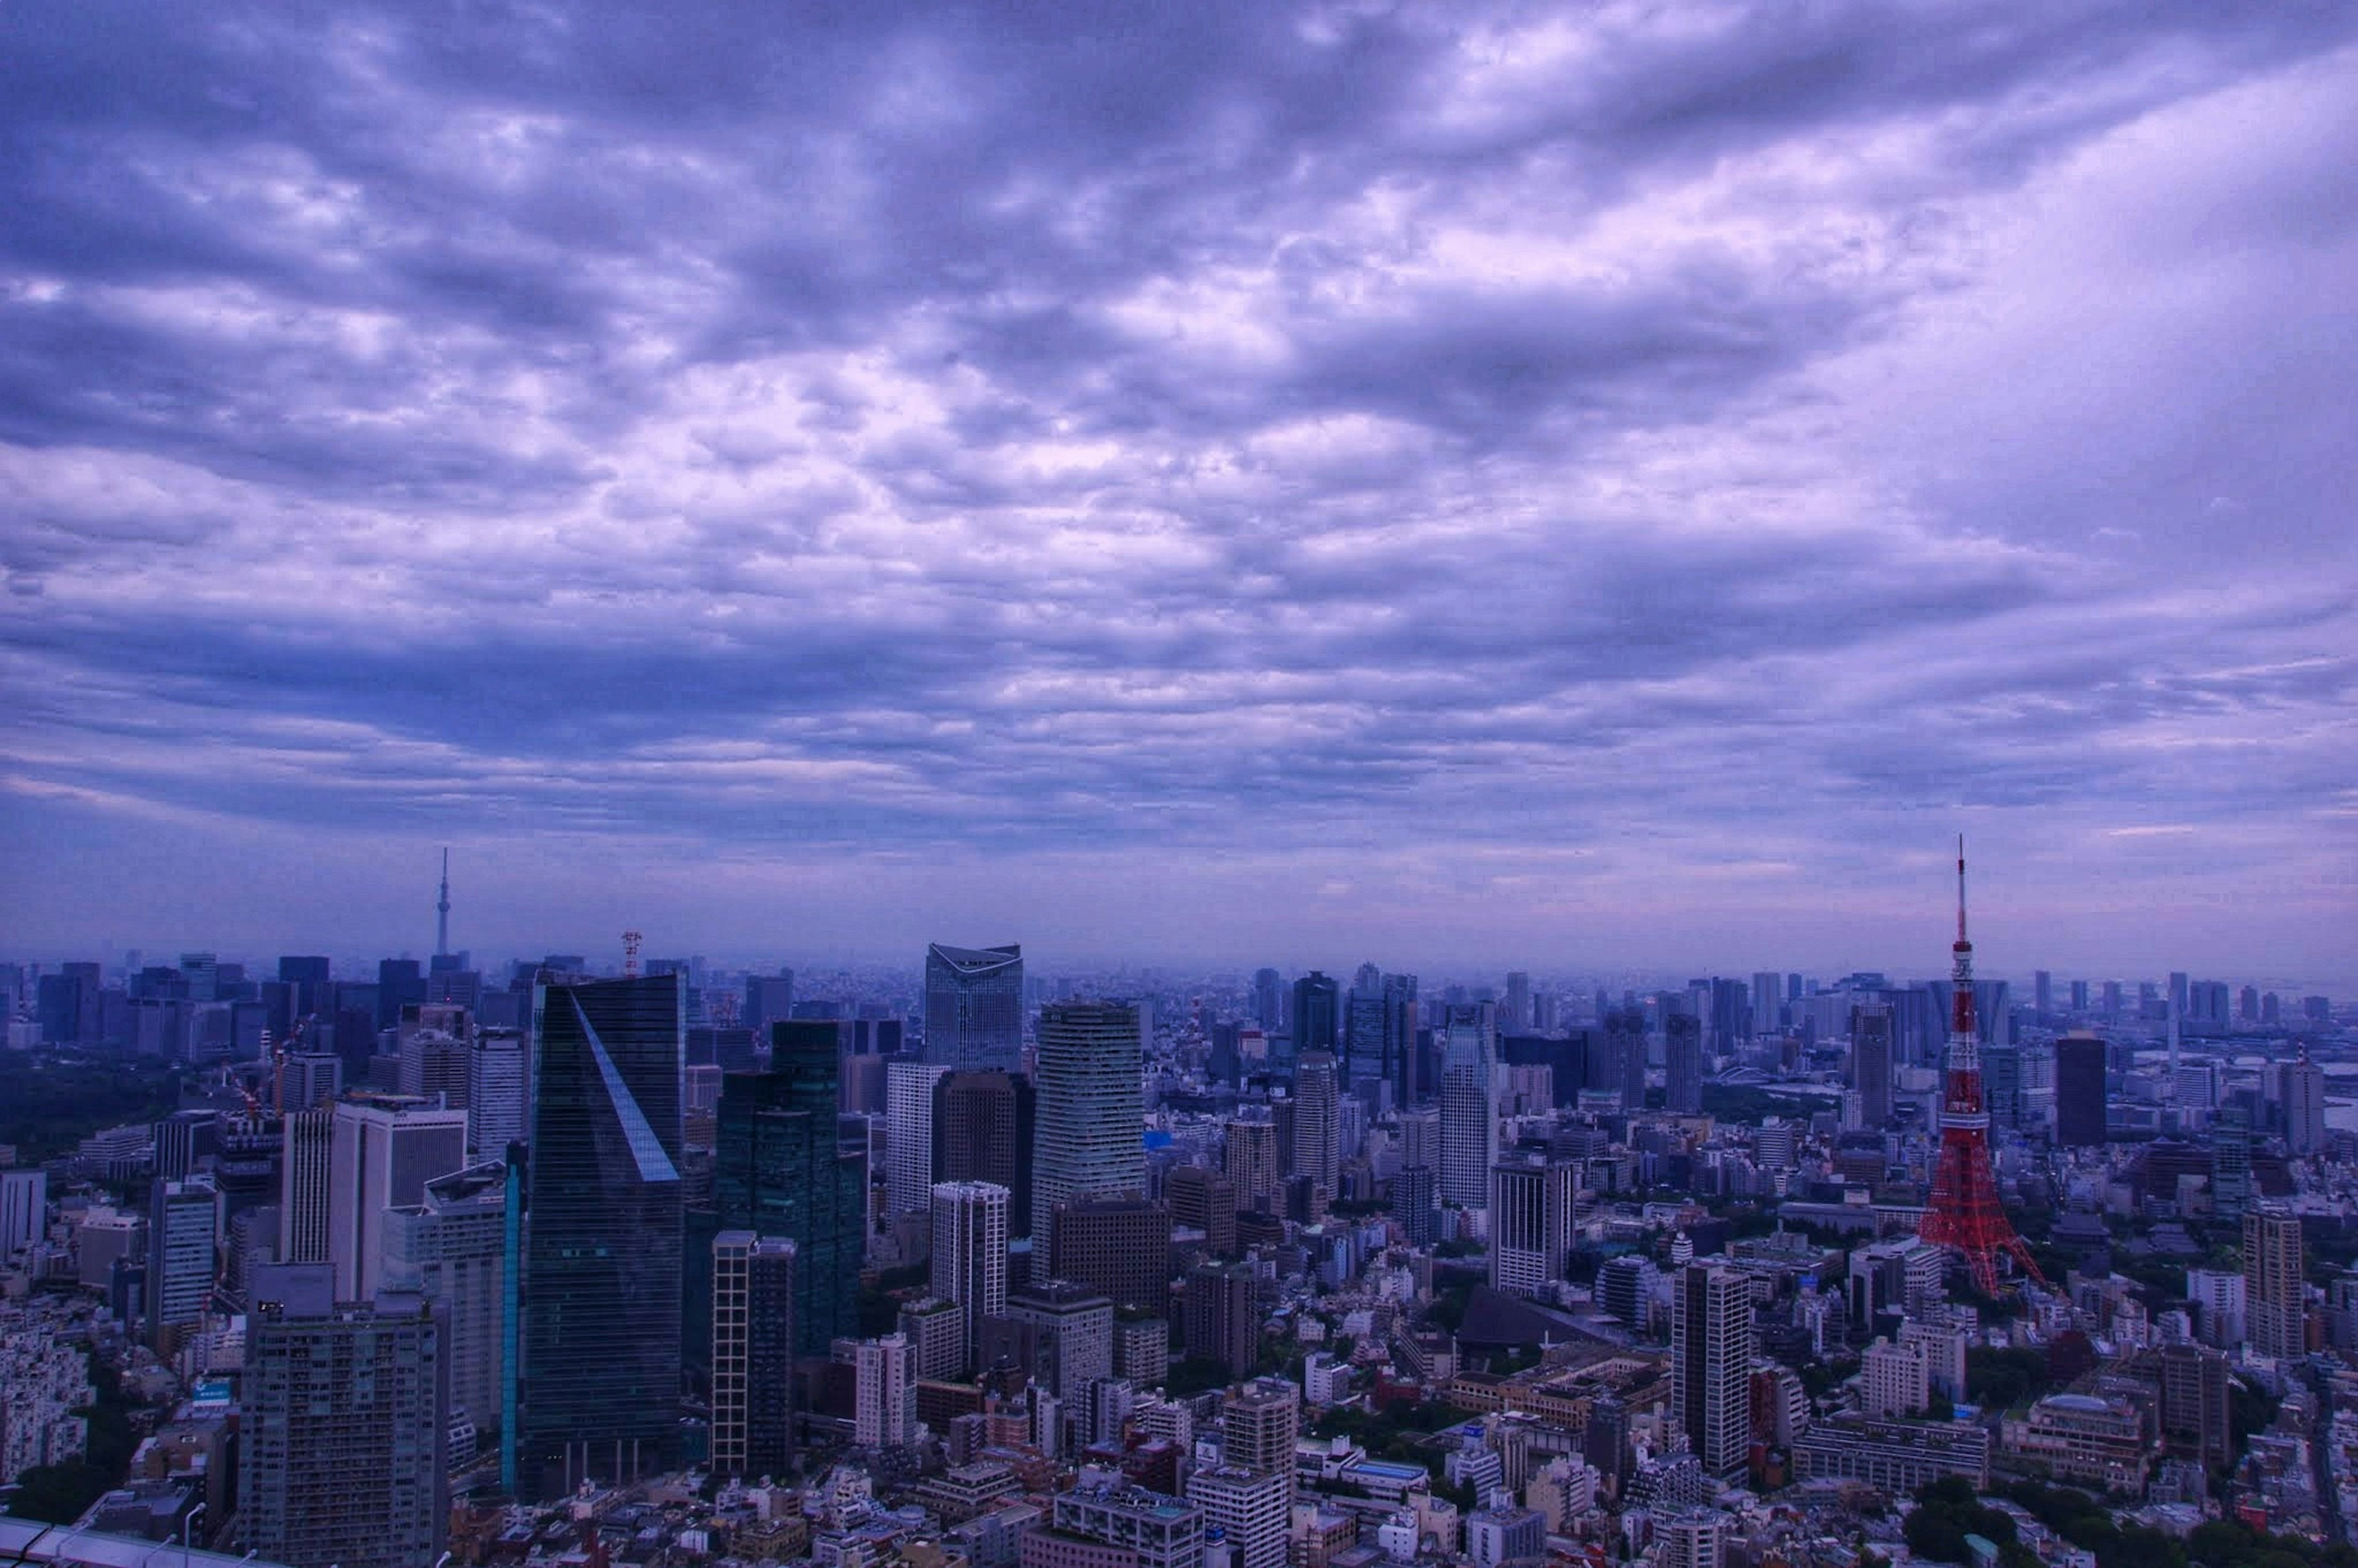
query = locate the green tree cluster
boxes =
[1966,1346,2052,1408]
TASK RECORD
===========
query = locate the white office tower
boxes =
[1861,1337,1929,1417]
[1291,1051,1340,1197]
[467,1030,529,1155]
[1033,1002,1145,1213]
[328,1095,469,1302]
[1673,1264,1752,1478]
[1437,1004,1495,1208]
[930,1180,1010,1375]
[280,1103,335,1267]
[397,1003,473,1109]
[1488,1157,1576,1297]
[886,1059,953,1217]
[1188,1466,1290,1568]
[854,1333,917,1447]
[381,1159,510,1443]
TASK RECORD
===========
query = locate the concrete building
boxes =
[854,1333,917,1448]
[1673,1265,1751,1478]
[1861,1337,1929,1418]
[1186,1466,1288,1568]
[1487,1157,1576,1298]
[932,1181,1011,1375]
[379,1158,509,1442]
[887,1060,955,1218]
[1053,1476,1205,1568]
[2246,1207,2307,1361]
[710,1232,796,1479]
[328,1096,468,1303]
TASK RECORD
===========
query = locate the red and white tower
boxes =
[1918,838,2047,1294]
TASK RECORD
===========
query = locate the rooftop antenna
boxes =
[623,930,644,979]
[436,848,452,959]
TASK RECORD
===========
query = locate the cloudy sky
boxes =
[2,1,2352,984]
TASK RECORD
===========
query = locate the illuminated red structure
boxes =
[1918,839,2047,1294]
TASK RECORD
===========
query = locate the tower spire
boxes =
[1956,834,1968,946]
[436,848,451,959]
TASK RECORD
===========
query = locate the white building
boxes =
[1187,1466,1289,1568]
[328,1096,468,1302]
[854,1333,917,1447]
[1862,1337,1929,1418]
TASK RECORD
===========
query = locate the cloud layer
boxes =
[1,1,2353,980]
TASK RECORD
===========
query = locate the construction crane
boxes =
[623,930,644,979]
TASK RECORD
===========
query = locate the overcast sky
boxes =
[1,2,2352,984]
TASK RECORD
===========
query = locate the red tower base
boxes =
[1920,1126,2046,1295]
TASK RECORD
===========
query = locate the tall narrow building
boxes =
[930,1181,1010,1374]
[717,1023,868,1354]
[710,1232,796,1480]
[887,1058,954,1216]
[1663,1013,1703,1115]
[1488,1157,1576,1297]
[239,1263,448,1568]
[329,1094,469,1303]
[1849,1001,1895,1129]
[934,1070,1035,1241]
[517,973,685,1497]
[925,943,1025,1073]
[2055,1032,2106,1146]
[1436,1005,1495,1208]
[279,1103,335,1267]
[1033,1002,1144,1214]
[381,1159,510,1445]
[1290,1051,1339,1198]
[2281,1054,2328,1157]
[1290,972,1339,1062]
[1673,1264,1752,1478]
[2245,1206,2307,1361]
[1223,1117,1279,1214]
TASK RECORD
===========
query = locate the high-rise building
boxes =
[1186,1467,1289,1568]
[0,1168,45,1260]
[1503,972,1531,1034]
[710,1232,796,1479]
[1291,1051,1339,1198]
[1657,1511,1728,1568]
[146,1175,219,1351]
[2245,1207,2306,1361]
[715,1024,867,1354]
[932,1181,1011,1374]
[1222,1375,1299,1521]
[1436,1006,1494,1208]
[2281,1055,2327,1157]
[925,944,1024,1073]
[1048,1194,1170,1314]
[2034,971,2055,1019]
[1673,1265,1751,1478]
[1164,1166,1237,1256]
[1601,1007,1646,1109]
[1391,1164,1436,1249]
[517,974,685,1497]
[1034,1003,1144,1214]
[1252,969,1282,1034]
[1290,972,1339,1062]
[1664,1014,1703,1115]
[935,1069,1037,1241]
[2157,1342,2232,1470]
[1182,1262,1258,1378]
[854,1333,917,1447]
[887,1058,954,1216]
[1382,972,1420,1106]
[279,1103,335,1267]
[1000,1279,1114,1399]
[1849,1002,1893,1129]
[743,971,796,1038]
[396,1004,472,1109]
[467,1030,530,1156]
[381,1159,510,1443]
[2055,1033,2107,1147]
[1488,1157,1577,1297]
[329,1095,469,1303]
[1224,1118,1279,1213]
[239,1263,448,1568]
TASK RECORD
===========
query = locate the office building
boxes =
[1290,972,1339,1060]
[1033,1003,1144,1214]
[854,1333,917,1447]
[1165,1165,1237,1256]
[1048,1193,1170,1314]
[887,1058,954,1216]
[710,1232,796,1478]
[1849,1002,1893,1129]
[329,1095,469,1303]
[1000,1279,1114,1399]
[1437,1006,1494,1208]
[932,1181,1011,1375]
[2158,1342,2232,1470]
[2281,1055,2328,1157]
[1291,1051,1340,1198]
[467,1031,529,1156]
[146,1176,219,1351]
[1182,1262,1257,1378]
[1657,1510,1728,1568]
[925,944,1024,1073]
[1791,1412,1990,1491]
[239,1264,448,1568]
[1224,1118,1279,1213]
[2246,1207,2306,1361]
[1673,1265,1751,1478]
[1186,1467,1288,1568]
[1392,1163,1436,1249]
[1861,1337,1929,1417]
[1488,1157,1576,1297]
[1664,1013,1703,1115]
[2055,1034,2107,1146]
[1221,1376,1299,1488]
[1052,1477,1205,1568]
[935,1069,1036,1241]
[716,1023,868,1354]
[516,974,685,1497]
[2,1168,48,1260]
[381,1158,510,1442]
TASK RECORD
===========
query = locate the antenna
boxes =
[436,848,452,959]
[1956,834,1968,945]
[622,930,644,979]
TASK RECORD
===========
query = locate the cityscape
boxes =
[2,9,2356,1568]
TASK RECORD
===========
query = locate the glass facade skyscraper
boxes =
[1033,1001,1145,1214]
[715,1022,867,1355]
[924,942,1024,1071]
[518,973,685,1499]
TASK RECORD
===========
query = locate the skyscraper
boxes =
[1048,1193,1172,1314]
[1221,1376,1299,1499]
[517,973,685,1497]
[1436,1005,1494,1208]
[329,1094,469,1303]
[279,1103,335,1267]
[468,1030,529,1155]
[934,1069,1037,1241]
[1663,1013,1703,1115]
[1848,1001,1894,1130]
[1182,1262,1258,1378]
[710,1232,796,1479]
[1488,1157,1576,1297]
[2055,1033,2106,1147]
[2281,1054,2327,1156]
[1503,972,1531,1034]
[854,1333,917,1447]
[1290,971,1339,1064]
[716,1023,867,1354]
[925,943,1024,1072]
[1391,1164,1436,1249]
[1673,1264,1751,1478]
[147,1174,219,1352]
[239,1263,448,1568]
[1252,969,1282,1034]
[381,1159,510,1444]
[1601,1007,1646,1110]
[1223,1117,1279,1213]
[931,1180,1011,1374]
[887,1058,954,1216]
[1290,1051,1339,1198]
[2245,1206,2306,1361]
[1033,1002,1144,1214]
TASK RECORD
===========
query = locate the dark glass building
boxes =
[934,1069,1036,1241]
[715,1022,866,1355]
[924,942,1024,1071]
[518,974,685,1498]
[1290,971,1339,1061]
[2056,1033,2107,1147]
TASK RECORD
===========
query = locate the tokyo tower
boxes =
[1918,839,2047,1294]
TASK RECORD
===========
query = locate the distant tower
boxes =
[436,848,451,958]
[1918,840,2046,1294]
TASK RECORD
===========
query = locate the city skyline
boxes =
[2,5,2354,980]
